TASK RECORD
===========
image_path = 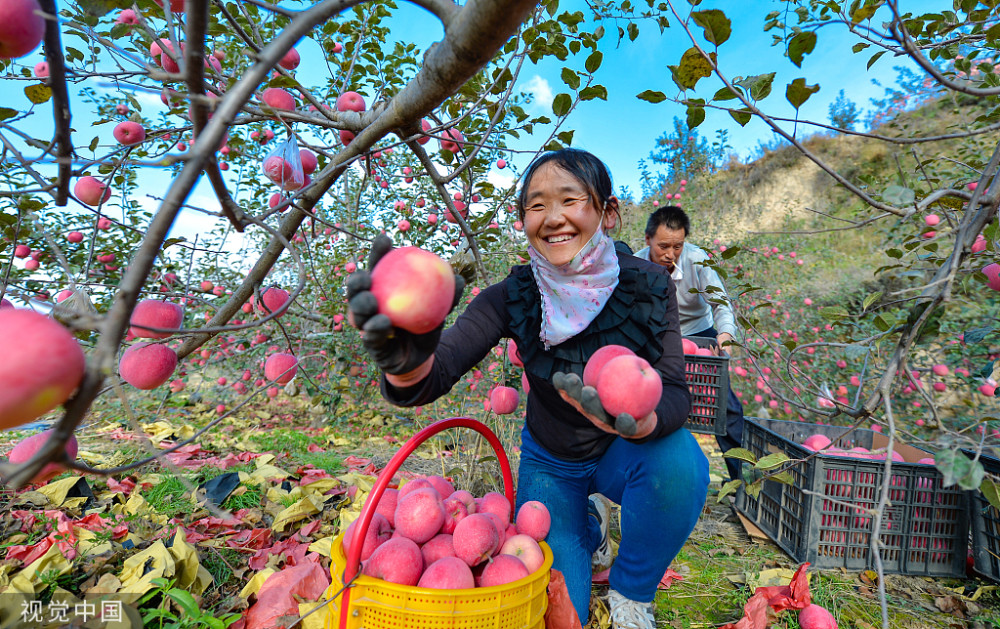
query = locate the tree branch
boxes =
[38,0,73,206]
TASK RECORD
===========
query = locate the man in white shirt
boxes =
[634,206,744,482]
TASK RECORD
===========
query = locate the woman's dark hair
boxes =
[644,206,690,238]
[516,149,621,229]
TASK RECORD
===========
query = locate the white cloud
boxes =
[521,75,554,114]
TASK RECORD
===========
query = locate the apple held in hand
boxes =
[8,429,78,483]
[369,247,456,334]
[583,344,635,387]
[0,310,86,430]
[595,354,662,419]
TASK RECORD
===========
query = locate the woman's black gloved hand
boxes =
[552,371,642,437]
[346,234,466,375]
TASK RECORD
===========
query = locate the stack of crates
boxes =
[682,335,729,436]
[735,418,969,577]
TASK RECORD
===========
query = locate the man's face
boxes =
[645,225,686,272]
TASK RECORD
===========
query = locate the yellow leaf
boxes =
[12,542,73,594]
[119,541,175,604]
[34,475,88,507]
[308,536,334,557]
[300,478,340,496]
[240,568,276,598]
[299,601,332,629]
[168,529,210,595]
[271,494,325,532]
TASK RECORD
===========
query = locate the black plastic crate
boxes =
[735,418,969,577]
[967,450,1000,583]
[682,335,729,436]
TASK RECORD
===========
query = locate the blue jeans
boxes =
[516,426,709,623]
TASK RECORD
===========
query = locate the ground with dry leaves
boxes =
[1,394,998,629]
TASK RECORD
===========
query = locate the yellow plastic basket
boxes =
[324,533,553,629]
[323,417,553,629]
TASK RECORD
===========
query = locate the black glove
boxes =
[346,234,465,376]
[552,371,639,437]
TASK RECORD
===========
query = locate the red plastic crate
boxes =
[735,418,969,576]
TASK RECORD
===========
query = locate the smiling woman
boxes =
[348,148,710,628]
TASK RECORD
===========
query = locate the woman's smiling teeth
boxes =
[547,234,574,243]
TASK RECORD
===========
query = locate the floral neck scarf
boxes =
[528,227,620,349]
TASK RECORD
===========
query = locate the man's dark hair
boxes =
[644,205,690,238]
[516,148,620,228]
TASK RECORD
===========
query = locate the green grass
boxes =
[248,428,324,455]
[143,476,194,518]
[222,484,263,511]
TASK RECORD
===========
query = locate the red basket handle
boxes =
[339,417,515,629]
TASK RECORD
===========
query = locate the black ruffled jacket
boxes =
[381,251,692,461]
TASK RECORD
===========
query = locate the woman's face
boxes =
[522,163,615,267]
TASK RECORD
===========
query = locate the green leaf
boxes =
[691,9,732,46]
[585,51,603,73]
[850,1,884,23]
[167,589,201,617]
[936,449,985,490]
[964,327,994,345]
[819,306,849,319]
[686,100,705,128]
[737,72,776,101]
[883,184,915,205]
[627,23,639,41]
[78,0,130,17]
[770,470,795,485]
[845,343,868,359]
[721,245,741,259]
[561,67,580,90]
[867,50,888,69]
[729,108,752,126]
[744,480,763,500]
[982,476,1000,511]
[579,85,607,101]
[673,47,715,90]
[788,31,817,67]
[785,78,819,109]
[755,452,790,470]
[723,447,758,464]
[862,291,882,311]
[636,90,667,103]
[886,248,903,259]
[552,93,572,117]
[713,86,741,101]
[852,42,870,53]
[717,479,742,501]
[873,314,891,332]
[24,85,52,105]
[0,107,17,121]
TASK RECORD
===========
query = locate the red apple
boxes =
[418,556,474,589]
[74,176,111,206]
[802,433,833,452]
[343,512,392,561]
[476,491,511,525]
[439,128,464,153]
[66,231,83,243]
[0,0,44,59]
[115,9,139,24]
[129,299,183,339]
[255,286,290,317]
[361,537,423,586]
[370,247,455,334]
[264,353,297,384]
[0,310,85,430]
[261,87,295,111]
[299,149,317,175]
[278,47,300,70]
[153,0,186,11]
[113,121,146,146]
[440,498,469,535]
[8,429,78,483]
[14,245,30,258]
[34,61,48,77]
[798,603,838,629]
[595,354,662,419]
[497,159,506,169]
[420,533,456,567]
[983,263,1000,291]
[498,534,545,573]
[336,91,365,112]
[448,489,476,513]
[119,343,177,390]
[479,554,529,587]
[452,513,500,567]
[0,299,13,309]
[489,386,519,415]
[681,338,700,354]
[394,488,446,544]
[515,500,550,542]
[583,344,636,387]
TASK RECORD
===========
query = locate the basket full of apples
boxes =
[681,336,729,436]
[324,417,553,629]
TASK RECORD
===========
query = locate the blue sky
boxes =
[5,0,944,244]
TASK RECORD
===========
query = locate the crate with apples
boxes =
[324,418,552,629]
[681,335,729,435]
[965,449,1000,583]
[735,417,969,577]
